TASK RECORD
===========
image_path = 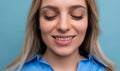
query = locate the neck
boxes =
[42,49,85,71]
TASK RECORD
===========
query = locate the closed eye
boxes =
[44,15,57,21]
[71,15,84,20]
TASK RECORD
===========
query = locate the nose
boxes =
[57,14,70,33]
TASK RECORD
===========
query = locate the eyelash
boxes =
[44,15,84,21]
[44,15,57,21]
[71,15,84,20]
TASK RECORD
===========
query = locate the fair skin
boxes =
[39,0,88,71]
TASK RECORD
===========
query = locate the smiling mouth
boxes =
[52,35,75,41]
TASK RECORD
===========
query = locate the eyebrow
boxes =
[70,5,87,10]
[41,5,59,12]
[40,5,87,11]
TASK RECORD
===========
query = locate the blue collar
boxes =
[25,54,106,67]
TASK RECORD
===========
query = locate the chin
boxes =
[53,48,77,57]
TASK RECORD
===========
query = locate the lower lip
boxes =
[54,38,73,46]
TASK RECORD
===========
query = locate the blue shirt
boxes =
[20,54,106,71]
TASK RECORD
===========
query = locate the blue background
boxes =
[0,0,120,71]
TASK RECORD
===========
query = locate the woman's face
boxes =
[39,0,88,56]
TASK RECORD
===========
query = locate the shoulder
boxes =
[78,54,106,71]
[20,55,41,71]
[20,55,53,71]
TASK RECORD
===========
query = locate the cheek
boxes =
[39,18,57,34]
[72,18,88,34]
[79,20,88,32]
[74,19,88,46]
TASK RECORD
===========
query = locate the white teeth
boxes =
[55,37,73,41]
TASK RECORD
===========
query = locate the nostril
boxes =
[57,27,70,33]
[57,23,70,33]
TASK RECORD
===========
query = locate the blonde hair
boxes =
[5,0,115,71]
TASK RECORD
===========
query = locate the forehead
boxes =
[41,0,87,8]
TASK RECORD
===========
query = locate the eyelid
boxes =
[71,14,83,17]
[70,8,86,19]
[71,15,84,20]
[40,6,59,15]
[40,9,58,19]
[40,8,58,21]
[70,7,86,14]
[41,9,56,14]
[45,15,57,18]
[44,15,57,21]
